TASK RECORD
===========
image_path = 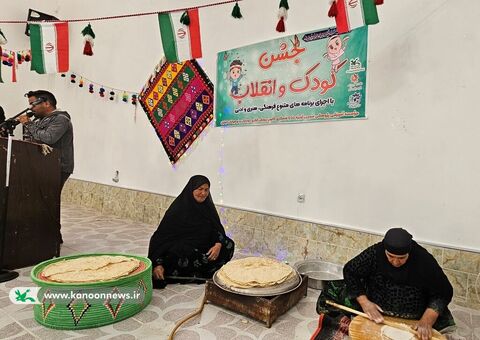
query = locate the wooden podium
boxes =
[0,137,61,269]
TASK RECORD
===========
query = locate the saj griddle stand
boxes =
[205,274,308,328]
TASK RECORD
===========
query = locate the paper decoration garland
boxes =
[60,72,138,105]
[0,49,31,82]
[0,1,245,26]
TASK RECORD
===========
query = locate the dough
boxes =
[217,257,295,288]
[381,325,415,340]
[42,255,141,283]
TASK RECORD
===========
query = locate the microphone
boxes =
[26,110,35,118]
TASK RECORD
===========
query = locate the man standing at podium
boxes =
[0,105,7,137]
[17,90,74,244]
[0,105,5,123]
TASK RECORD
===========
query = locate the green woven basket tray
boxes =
[31,253,152,330]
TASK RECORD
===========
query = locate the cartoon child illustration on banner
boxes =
[323,35,349,73]
[228,59,244,95]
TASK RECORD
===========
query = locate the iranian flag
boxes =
[29,22,69,74]
[158,9,202,63]
[329,0,379,34]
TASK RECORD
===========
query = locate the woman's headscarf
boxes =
[148,175,225,262]
[383,228,412,255]
[375,228,453,299]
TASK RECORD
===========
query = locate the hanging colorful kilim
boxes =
[139,59,214,164]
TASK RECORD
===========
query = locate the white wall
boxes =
[1,0,479,251]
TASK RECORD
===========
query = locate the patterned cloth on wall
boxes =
[139,59,214,164]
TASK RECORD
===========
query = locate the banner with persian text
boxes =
[215,26,368,126]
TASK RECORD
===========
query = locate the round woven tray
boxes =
[31,253,152,330]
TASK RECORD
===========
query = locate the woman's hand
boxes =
[414,321,433,340]
[413,308,438,340]
[153,265,165,280]
[207,242,222,261]
[357,295,384,323]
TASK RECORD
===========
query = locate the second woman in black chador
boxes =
[147,175,235,288]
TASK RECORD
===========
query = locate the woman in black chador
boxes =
[148,175,234,288]
[314,228,455,340]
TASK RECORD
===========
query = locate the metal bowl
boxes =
[293,259,343,290]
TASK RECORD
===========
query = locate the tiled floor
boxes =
[0,203,479,339]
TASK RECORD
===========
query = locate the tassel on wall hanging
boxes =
[231,1,243,19]
[180,11,190,25]
[276,0,289,32]
[81,23,95,56]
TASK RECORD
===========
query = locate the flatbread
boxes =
[381,325,415,340]
[218,257,295,288]
[42,255,140,283]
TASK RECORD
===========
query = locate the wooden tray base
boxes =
[205,274,308,328]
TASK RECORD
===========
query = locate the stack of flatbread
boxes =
[217,257,295,289]
[41,255,141,283]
